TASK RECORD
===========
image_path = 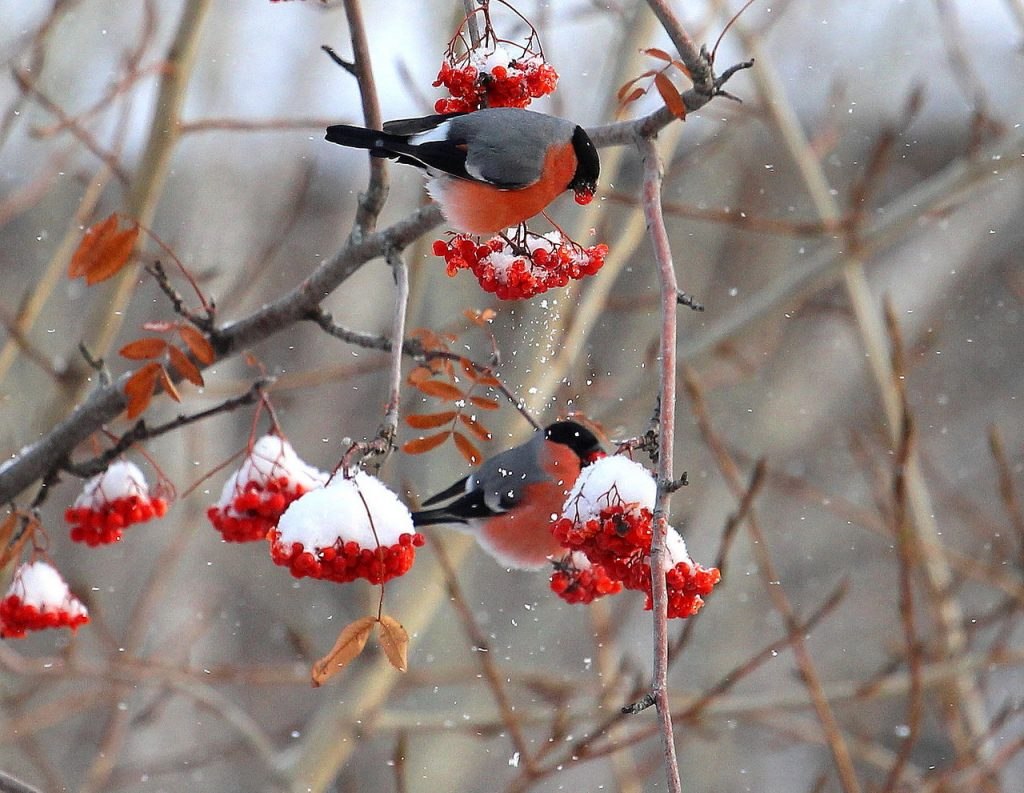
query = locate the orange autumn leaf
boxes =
[406,366,432,385]
[405,411,457,429]
[311,616,376,687]
[468,395,500,411]
[119,337,168,360]
[124,361,162,419]
[654,71,686,119]
[458,413,492,442]
[402,432,450,455]
[377,615,409,673]
[167,345,204,387]
[416,379,464,400]
[178,325,215,365]
[453,431,481,465]
[69,213,139,285]
[643,47,675,62]
[0,513,35,570]
[157,365,181,403]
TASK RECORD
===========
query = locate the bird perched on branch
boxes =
[325,107,600,234]
[411,420,604,569]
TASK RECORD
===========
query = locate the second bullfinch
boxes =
[412,420,603,569]
[325,107,600,234]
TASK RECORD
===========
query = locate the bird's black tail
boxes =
[324,124,407,158]
[410,507,466,527]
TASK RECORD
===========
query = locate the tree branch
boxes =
[637,135,682,793]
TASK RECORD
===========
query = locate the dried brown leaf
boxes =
[402,431,450,455]
[69,213,139,285]
[68,215,116,277]
[468,395,500,411]
[459,413,492,442]
[157,365,181,403]
[620,86,647,106]
[643,47,675,62]
[453,431,481,465]
[311,616,376,687]
[475,372,501,388]
[142,320,176,333]
[416,379,464,400]
[407,366,432,385]
[167,345,204,386]
[0,520,34,571]
[654,72,687,120]
[377,615,409,672]
[124,362,161,420]
[178,326,215,365]
[119,338,168,360]
[405,411,457,430]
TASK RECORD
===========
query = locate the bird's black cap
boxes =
[544,420,603,462]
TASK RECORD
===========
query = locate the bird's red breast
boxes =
[475,439,583,568]
[428,140,579,234]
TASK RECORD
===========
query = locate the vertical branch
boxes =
[880,300,925,793]
[343,0,388,236]
[637,135,682,793]
[380,247,409,443]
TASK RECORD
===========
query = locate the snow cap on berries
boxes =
[0,561,89,639]
[562,455,657,523]
[207,434,327,543]
[269,472,425,584]
[65,460,167,546]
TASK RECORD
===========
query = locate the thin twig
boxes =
[637,134,682,793]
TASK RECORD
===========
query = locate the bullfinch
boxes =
[411,420,603,569]
[325,107,600,234]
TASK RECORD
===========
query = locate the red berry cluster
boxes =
[432,234,608,300]
[550,499,720,618]
[1,561,90,639]
[550,554,623,605]
[433,57,558,113]
[207,476,314,543]
[0,595,89,639]
[268,530,426,585]
[631,560,722,619]
[65,494,168,547]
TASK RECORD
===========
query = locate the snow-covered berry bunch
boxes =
[64,460,168,546]
[207,435,327,543]
[434,45,558,113]
[550,456,720,618]
[0,561,89,639]
[432,231,608,300]
[269,472,425,585]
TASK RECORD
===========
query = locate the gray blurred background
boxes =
[1,1,1022,791]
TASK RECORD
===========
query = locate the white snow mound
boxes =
[562,456,657,523]
[276,472,413,550]
[8,561,88,617]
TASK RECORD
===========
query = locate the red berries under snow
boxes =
[434,45,558,114]
[64,460,167,546]
[550,455,720,618]
[269,472,425,584]
[0,561,89,639]
[433,231,608,300]
[207,435,327,542]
